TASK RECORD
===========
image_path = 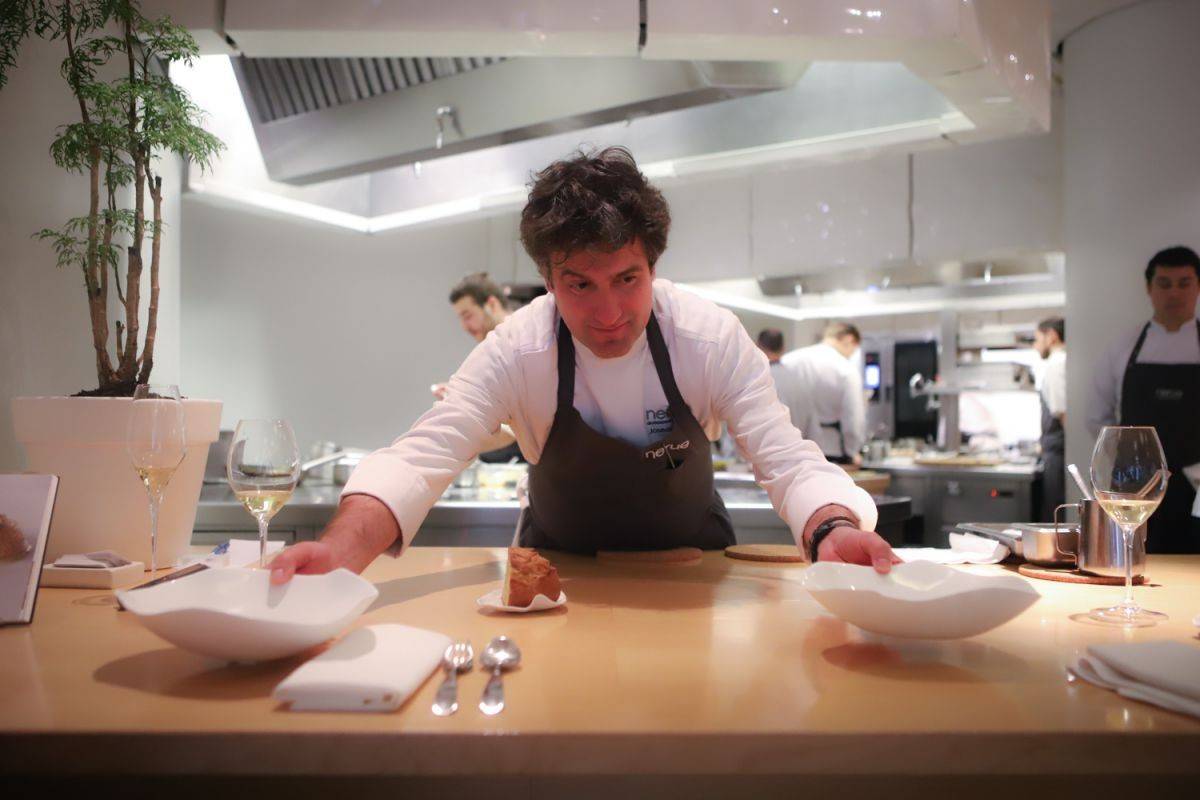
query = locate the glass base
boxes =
[1087,604,1168,627]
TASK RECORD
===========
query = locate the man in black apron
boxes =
[1034,317,1066,523]
[268,147,897,583]
[1115,247,1200,553]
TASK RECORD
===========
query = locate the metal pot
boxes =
[1053,500,1147,578]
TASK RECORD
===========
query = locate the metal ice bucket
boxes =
[1054,500,1147,578]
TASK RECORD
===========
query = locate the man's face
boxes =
[1033,329,1052,359]
[452,296,499,343]
[545,239,655,359]
[1147,265,1200,326]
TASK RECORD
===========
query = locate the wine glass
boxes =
[226,419,300,568]
[1088,426,1169,626]
[126,384,187,573]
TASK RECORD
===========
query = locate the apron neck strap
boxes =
[553,313,688,413]
[1126,321,1153,369]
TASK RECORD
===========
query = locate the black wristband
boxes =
[808,516,860,562]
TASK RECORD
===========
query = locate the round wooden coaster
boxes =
[1018,563,1144,585]
[596,547,703,564]
[724,544,805,563]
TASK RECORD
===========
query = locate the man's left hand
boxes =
[818,527,901,574]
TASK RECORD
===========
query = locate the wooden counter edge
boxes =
[2,731,1199,777]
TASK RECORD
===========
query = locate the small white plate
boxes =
[476,587,567,613]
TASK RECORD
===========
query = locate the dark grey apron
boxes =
[517,313,735,553]
[819,421,852,465]
[1118,320,1200,554]
[1038,384,1065,523]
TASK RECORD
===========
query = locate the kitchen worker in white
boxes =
[756,328,809,434]
[1088,245,1200,553]
[433,272,523,463]
[1033,316,1066,522]
[781,323,867,466]
[268,147,897,583]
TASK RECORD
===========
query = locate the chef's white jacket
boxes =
[778,343,867,460]
[344,279,878,553]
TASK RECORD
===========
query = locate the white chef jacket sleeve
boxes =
[840,364,867,457]
[1045,354,1068,416]
[341,333,519,556]
[1086,337,1123,436]
[707,311,878,539]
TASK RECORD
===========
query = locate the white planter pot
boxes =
[12,396,222,570]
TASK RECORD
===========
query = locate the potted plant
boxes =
[4,1,225,568]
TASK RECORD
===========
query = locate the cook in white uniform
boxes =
[1034,317,1066,522]
[755,328,808,435]
[780,323,867,466]
[1088,245,1200,553]
[268,147,898,581]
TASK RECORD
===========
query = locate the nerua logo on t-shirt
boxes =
[645,407,674,438]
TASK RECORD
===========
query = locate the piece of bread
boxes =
[0,514,29,561]
[502,547,561,607]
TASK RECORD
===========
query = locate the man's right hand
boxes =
[268,494,402,585]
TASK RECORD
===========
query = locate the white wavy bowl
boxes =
[116,568,379,662]
[801,561,1039,640]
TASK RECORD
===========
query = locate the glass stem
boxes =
[1122,524,1135,611]
[258,516,269,569]
[148,493,160,574]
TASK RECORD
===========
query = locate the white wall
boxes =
[1062,0,1200,477]
[179,199,492,452]
[0,38,184,470]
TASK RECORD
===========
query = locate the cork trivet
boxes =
[597,547,703,564]
[1018,563,1144,585]
[724,544,805,563]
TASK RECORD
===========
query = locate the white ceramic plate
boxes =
[801,561,1039,640]
[116,567,378,662]
[476,587,567,613]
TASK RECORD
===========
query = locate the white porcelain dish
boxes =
[801,561,1039,640]
[476,587,567,613]
[116,567,378,662]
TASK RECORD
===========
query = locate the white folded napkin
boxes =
[192,539,285,569]
[894,532,1009,565]
[53,550,132,569]
[1068,640,1200,720]
[274,624,451,712]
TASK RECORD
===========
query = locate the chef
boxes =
[756,328,808,433]
[269,147,897,583]
[780,323,867,466]
[1033,317,1066,522]
[1087,245,1200,553]
[433,272,523,463]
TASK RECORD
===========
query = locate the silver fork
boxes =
[432,641,473,716]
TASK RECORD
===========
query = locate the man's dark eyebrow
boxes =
[560,269,589,281]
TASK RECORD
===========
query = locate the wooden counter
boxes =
[3,549,1199,796]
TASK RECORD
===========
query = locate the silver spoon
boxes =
[431,641,473,716]
[478,636,521,716]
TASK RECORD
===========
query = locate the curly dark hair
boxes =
[519,146,671,278]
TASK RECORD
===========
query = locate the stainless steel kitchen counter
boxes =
[194,482,911,548]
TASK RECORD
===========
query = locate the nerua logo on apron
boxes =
[643,439,690,461]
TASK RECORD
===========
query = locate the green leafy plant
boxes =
[1,0,222,395]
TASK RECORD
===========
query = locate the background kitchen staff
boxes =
[781,322,867,466]
[433,272,523,463]
[1034,316,1066,522]
[1088,245,1200,553]
[756,328,808,436]
[269,147,897,582]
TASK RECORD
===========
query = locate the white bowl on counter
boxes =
[116,567,378,662]
[801,561,1039,639]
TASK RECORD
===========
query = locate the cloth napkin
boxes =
[274,624,451,712]
[53,550,131,569]
[1068,640,1200,720]
[893,532,1010,565]
[188,539,285,569]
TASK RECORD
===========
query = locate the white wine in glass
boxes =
[1089,426,1168,627]
[126,384,187,573]
[226,419,300,568]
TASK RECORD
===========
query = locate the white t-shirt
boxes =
[344,279,878,553]
[1040,347,1067,417]
[572,331,671,446]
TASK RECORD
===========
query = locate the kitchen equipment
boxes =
[801,560,1039,640]
[1054,500,1146,579]
[115,567,378,662]
[865,439,890,462]
[306,441,341,482]
[1067,463,1094,500]
[333,450,367,485]
[479,636,521,715]
[432,641,474,717]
